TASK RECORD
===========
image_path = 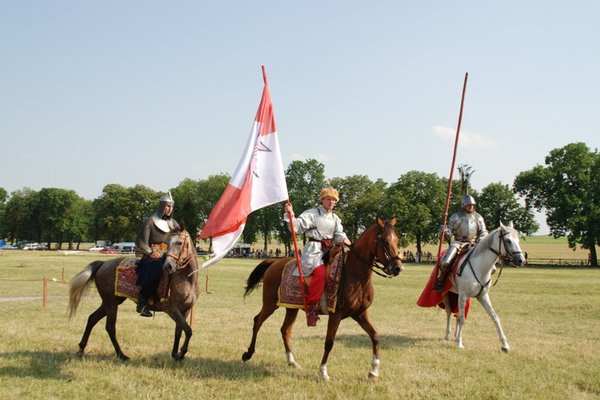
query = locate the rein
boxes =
[348,227,399,279]
[461,228,521,296]
[165,232,196,274]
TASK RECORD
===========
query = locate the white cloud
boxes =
[433,125,497,149]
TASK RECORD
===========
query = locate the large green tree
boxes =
[36,188,88,249]
[514,142,599,266]
[477,182,538,234]
[383,171,446,254]
[330,175,387,241]
[194,174,230,251]
[2,188,39,243]
[277,159,326,253]
[93,184,157,242]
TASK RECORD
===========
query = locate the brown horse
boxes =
[67,229,199,361]
[242,217,403,380]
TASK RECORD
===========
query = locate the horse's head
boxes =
[163,230,195,274]
[372,217,403,277]
[498,222,526,267]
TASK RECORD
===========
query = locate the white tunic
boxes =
[283,205,348,276]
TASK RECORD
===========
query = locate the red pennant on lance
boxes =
[199,66,288,268]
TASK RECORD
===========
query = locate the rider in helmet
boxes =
[434,166,488,292]
[283,187,352,326]
[135,192,180,317]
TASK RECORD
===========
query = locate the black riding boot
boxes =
[136,295,152,317]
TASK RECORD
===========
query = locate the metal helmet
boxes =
[461,195,476,207]
[159,191,174,205]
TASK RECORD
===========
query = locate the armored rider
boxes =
[434,165,488,291]
[135,192,180,317]
[283,187,352,326]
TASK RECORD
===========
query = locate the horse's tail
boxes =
[67,260,104,320]
[244,259,275,298]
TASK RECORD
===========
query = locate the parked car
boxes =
[120,246,136,254]
[100,247,120,254]
[0,244,18,250]
[22,243,41,250]
[88,245,105,252]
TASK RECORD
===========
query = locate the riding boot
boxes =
[433,264,448,292]
[306,305,319,327]
[136,295,152,317]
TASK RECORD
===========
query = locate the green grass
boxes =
[0,252,599,399]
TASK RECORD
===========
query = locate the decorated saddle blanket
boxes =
[278,251,344,313]
[114,257,170,305]
[416,251,471,318]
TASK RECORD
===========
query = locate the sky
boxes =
[1,1,599,235]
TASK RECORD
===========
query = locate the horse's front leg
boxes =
[455,293,469,349]
[320,313,342,381]
[354,311,381,381]
[281,308,301,368]
[167,308,192,361]
[242,302,278,362]
[477,292,510,352]
[442,294,452,341]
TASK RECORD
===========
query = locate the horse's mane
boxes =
[469,227,501,258]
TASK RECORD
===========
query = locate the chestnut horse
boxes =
[67,229,199,361]
[242,218,403,380]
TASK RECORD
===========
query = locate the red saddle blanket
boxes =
[278,252,344,313]
[416,251,471,318]
[115,257,170,305]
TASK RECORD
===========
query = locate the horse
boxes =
[242,217,403,381]
[442,222,526,352]
[67,229,199,361]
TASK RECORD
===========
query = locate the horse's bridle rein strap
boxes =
[166,233,193,271]
[349,227,399,278]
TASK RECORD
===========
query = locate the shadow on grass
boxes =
[329,333,430,349]
[0,350,274,381]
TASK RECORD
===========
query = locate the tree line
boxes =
[0,143,597,266]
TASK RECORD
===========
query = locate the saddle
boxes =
[278,248,344,313]
[114,257,171,305]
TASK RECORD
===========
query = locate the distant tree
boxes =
[194,174,230,251]
[383,171,446,254]
[0,187,7,239]
[278,159,326,253]
[330,175,387,241]
[3,188,38,243]
[93,184,157,242]
[477,182,538,234]
[245,204,281,252]
[36,188,85,249]
[514,142,599,266]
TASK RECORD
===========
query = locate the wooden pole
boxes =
[436,72,469,262]
[43,276,48,309]
[286,202,309,313]
[205,275,212,294]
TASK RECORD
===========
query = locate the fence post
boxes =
[205,275,212,294]
[43,276,48,309]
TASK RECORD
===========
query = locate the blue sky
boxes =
[2,1,599,234]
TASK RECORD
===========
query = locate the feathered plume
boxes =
[458,164,474,196]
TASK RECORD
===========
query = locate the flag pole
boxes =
[286,202,309,313]
[436,72,469,263]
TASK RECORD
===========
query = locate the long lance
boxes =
[286,202,309,313]
[436,72,469,263]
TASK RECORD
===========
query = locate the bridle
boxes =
[489,227,523,265]
[350,225,401,278]
[165,231,194,271]
[463,227,522,295]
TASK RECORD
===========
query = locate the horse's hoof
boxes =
[288,361,301,369]
[501,346,510,353]
[76,350,84,358]
[118,354,130,362]
[242,351,252,362]
[368,372,379,382]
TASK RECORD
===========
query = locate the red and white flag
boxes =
[199,66,288,268]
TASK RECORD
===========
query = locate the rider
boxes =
[135,192,180,317]
[283,187,352,326]
[434,166,488,292]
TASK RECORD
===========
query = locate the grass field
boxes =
[0,251,599,400]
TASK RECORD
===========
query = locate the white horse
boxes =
[443,222,526,352]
